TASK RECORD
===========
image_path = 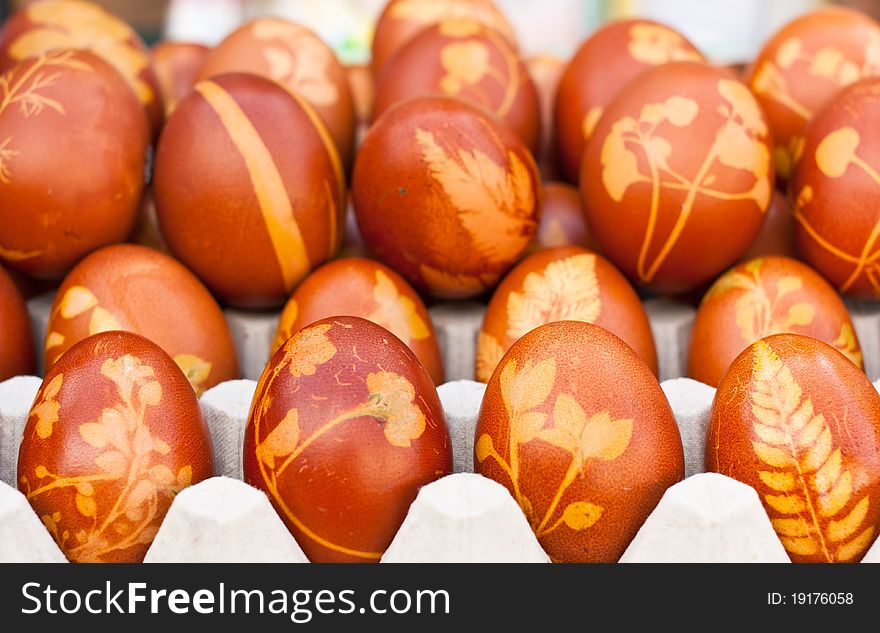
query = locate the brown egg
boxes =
[130,188,169,254]
[0,0,163,134]
[0,50,149,280]
[244,316,452,562]
[555,19,703,183]
[345,63,374,126]
[475,320,683,562]
[374,20,540,153]
[689,256,862,388]
[746,7,880,179]
[526,54,564,178]
[0,263,34,380]
[18,331,214,562]
[477,246,656,382]
[371,0,516,77]
[272,258,444,384]
[791,77,880,298]
[353,96,539,298]
[44,244,238,395]
[151,41,209,116]
[707,333,880,562]
[739,189,796,262]
[534,182,598,251]
[153,73,344,308]
[198,18,355,167]
[581,61,773,294]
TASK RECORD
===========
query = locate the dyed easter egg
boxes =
[0,50,148,279]
[581,61,773,294]
[353,96,540,298]
[476,246,656,382]
[791,77,880,298]
[272,258,443,384]
[373,20,540,152]
[198,18,355,166]
[739,189,796,262]
[130,188,169,254]
[555,19,703,183]
[151,41,209,115]
[371,0,516,77]
[153,73,344,308]
[526,54,564,177]
[44,244,238,395]
[0,0,163,133]
[346,64,374,129]
[475,320,683,562]
[689,256,862,388]
[0,263,34,380]
[707,333,880,562]
[244,316,452,563]
[533,182,597,251]
[18,331,214,562]
[746,7,880,178]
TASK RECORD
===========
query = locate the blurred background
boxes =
[3,0,876,64]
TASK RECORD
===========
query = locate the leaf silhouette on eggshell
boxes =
[287,323,337,378]
[475,331,506,383]
[256,408,301,469]
[367,270,430,343]
[816,127,860,179]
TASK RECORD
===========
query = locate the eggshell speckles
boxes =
[746,7,880,179]
[706,333,880,562]
[353,96,540,299]
[0,263,34,380]
[475,320,684,562]
[0,50,148,279]
[198,18,355,167]
[374,20,540,152]
[18,331,214,562]
[581,61,773,294]
[0,0,164,134]
[153,73,344,308]
[244,316,452,562]
[791,77,880,298]
[477,246,656,382]
[689,256,862,388]
[555,19,703,183]
[272,258,443,384]
[44,244,239,395]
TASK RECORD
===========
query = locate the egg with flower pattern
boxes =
[555,19,703,183]
[373,19,539,152]
[707,333,880,562]
[18,331,214,562]
[0,0,164,134]
[245,316,452,562]
[475,320,684,562]
[44,244,239,395]
[476,246,656,382]
[353,96,540,298]
[581,61,773,294]
[0,263,33,380]
[689,256,862,388]
[272,258,443,384]
[746,7,880,179]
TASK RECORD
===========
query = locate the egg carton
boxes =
[6,291,880,563]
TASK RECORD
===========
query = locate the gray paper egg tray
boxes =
[1,292,879,563]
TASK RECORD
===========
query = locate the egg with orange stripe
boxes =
[153,73,345,308]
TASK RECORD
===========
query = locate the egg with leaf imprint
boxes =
[555,18,703,183]
[244,316,452,563]
[0,49,148,280]
[581,61,773,294]
[476,246,656,383]
[0,0,164,134]
[272,258,443,384]
[353,95,540,299]
[0,263,34,380]
[707,333,880,562]
[689,256,862,388]
[791,77,880,299]
[18,331,214,562]
[475,320,684,562]
[44,244,238,396]
[373,19,539,153]
[745,6,880,180]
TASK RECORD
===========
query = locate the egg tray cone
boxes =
[4,294,880,563]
